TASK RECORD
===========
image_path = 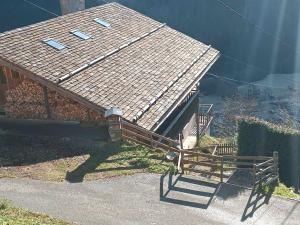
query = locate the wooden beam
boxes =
[43,86,51,119]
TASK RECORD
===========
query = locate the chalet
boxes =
[0,3,219,136]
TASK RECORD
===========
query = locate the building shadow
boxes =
[0,122,110,167]
[160,171,220,209]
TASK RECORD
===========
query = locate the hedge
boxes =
[237,117,300,188]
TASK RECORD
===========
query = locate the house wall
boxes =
[0,65,105,122]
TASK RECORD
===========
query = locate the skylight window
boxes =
[71,30,91,40]
[43,39,65,50]
[94,18,111,28]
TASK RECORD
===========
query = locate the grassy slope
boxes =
[0,136,172,182]
[0,200,71,225]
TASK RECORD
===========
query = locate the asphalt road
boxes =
[0,174,299,225]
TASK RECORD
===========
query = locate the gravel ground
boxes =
[0,173,299,225]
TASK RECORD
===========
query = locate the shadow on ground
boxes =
[241,181,274,221]
[160,172,220,209]
[160,170,275,221]
[216,169,253,200]
[65,142,132,183]
[0,122,110,167]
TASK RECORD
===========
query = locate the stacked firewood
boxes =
[5,79,48,119]
[5,78,105,122]
[48,89,89,121]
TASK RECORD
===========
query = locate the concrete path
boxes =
[0,174,299,225]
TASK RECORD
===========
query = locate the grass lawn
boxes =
[0,199,71,225]
[0,134,173,182]
[272,183,300,200]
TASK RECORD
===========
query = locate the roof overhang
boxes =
[150,51,220,131]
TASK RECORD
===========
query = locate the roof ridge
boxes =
[58,23,166,84]
[132,45,212,122]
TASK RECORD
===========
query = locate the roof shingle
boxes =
[0,3,219,130]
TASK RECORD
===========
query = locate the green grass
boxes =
[0,199,71,225]
[0,135,173,182]
[198,135,236,147]
[198,135,220,147]
[272,183,300,200]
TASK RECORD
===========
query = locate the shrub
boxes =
[237,117,300,188]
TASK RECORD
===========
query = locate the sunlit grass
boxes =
[0,199,71,225]
[273,183,300,200]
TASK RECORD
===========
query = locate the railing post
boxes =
[105,107,123,143]
[273,151,279,184]
[196,112,200,145]
[253,164,257,186]
[179,133,183,150]
[177,151,183,173]
[220,157,224,183]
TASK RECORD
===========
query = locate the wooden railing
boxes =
[177,149,224,183]
[121,120,179,152]
[197,104,213,138]
[216,143,237,156]
[120,119,279,189]
[177,147,279,188]
[253,152,279,187]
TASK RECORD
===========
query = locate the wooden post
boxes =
[253,164,257,186]
[179,133,183,150]
[273,151,279,184]
[43,86,51,119]
[220,157,224,183]
[177,151,183,173]
[196,95,200,145]
[105,107,123,142]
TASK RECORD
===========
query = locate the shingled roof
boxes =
[0,3,219,130]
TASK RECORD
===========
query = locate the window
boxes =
[43,39,65,50]
[0,67,7,84]
[94,18,111,28]
[12,70,19,79]
[71,30,91,40]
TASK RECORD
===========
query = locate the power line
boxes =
[23,0,59,17]
[221,53,268,73]
[21,0,283,75]
[214,0,292,49]
[207,72,299,90]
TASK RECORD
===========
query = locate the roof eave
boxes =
[150,51,220,132]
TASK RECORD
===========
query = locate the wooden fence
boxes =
[120,119,278,189]
[197,104,213,138]
[216,143,237,155]
[121,120,179,152]
[253,152,279,187]
[177,149,225,183]
[177,147,279,187]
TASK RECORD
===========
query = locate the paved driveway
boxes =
[0,174,299,225]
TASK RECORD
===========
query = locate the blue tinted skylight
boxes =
[43,39,65,50]
[94,18,111,28]
[71,30,91,40]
